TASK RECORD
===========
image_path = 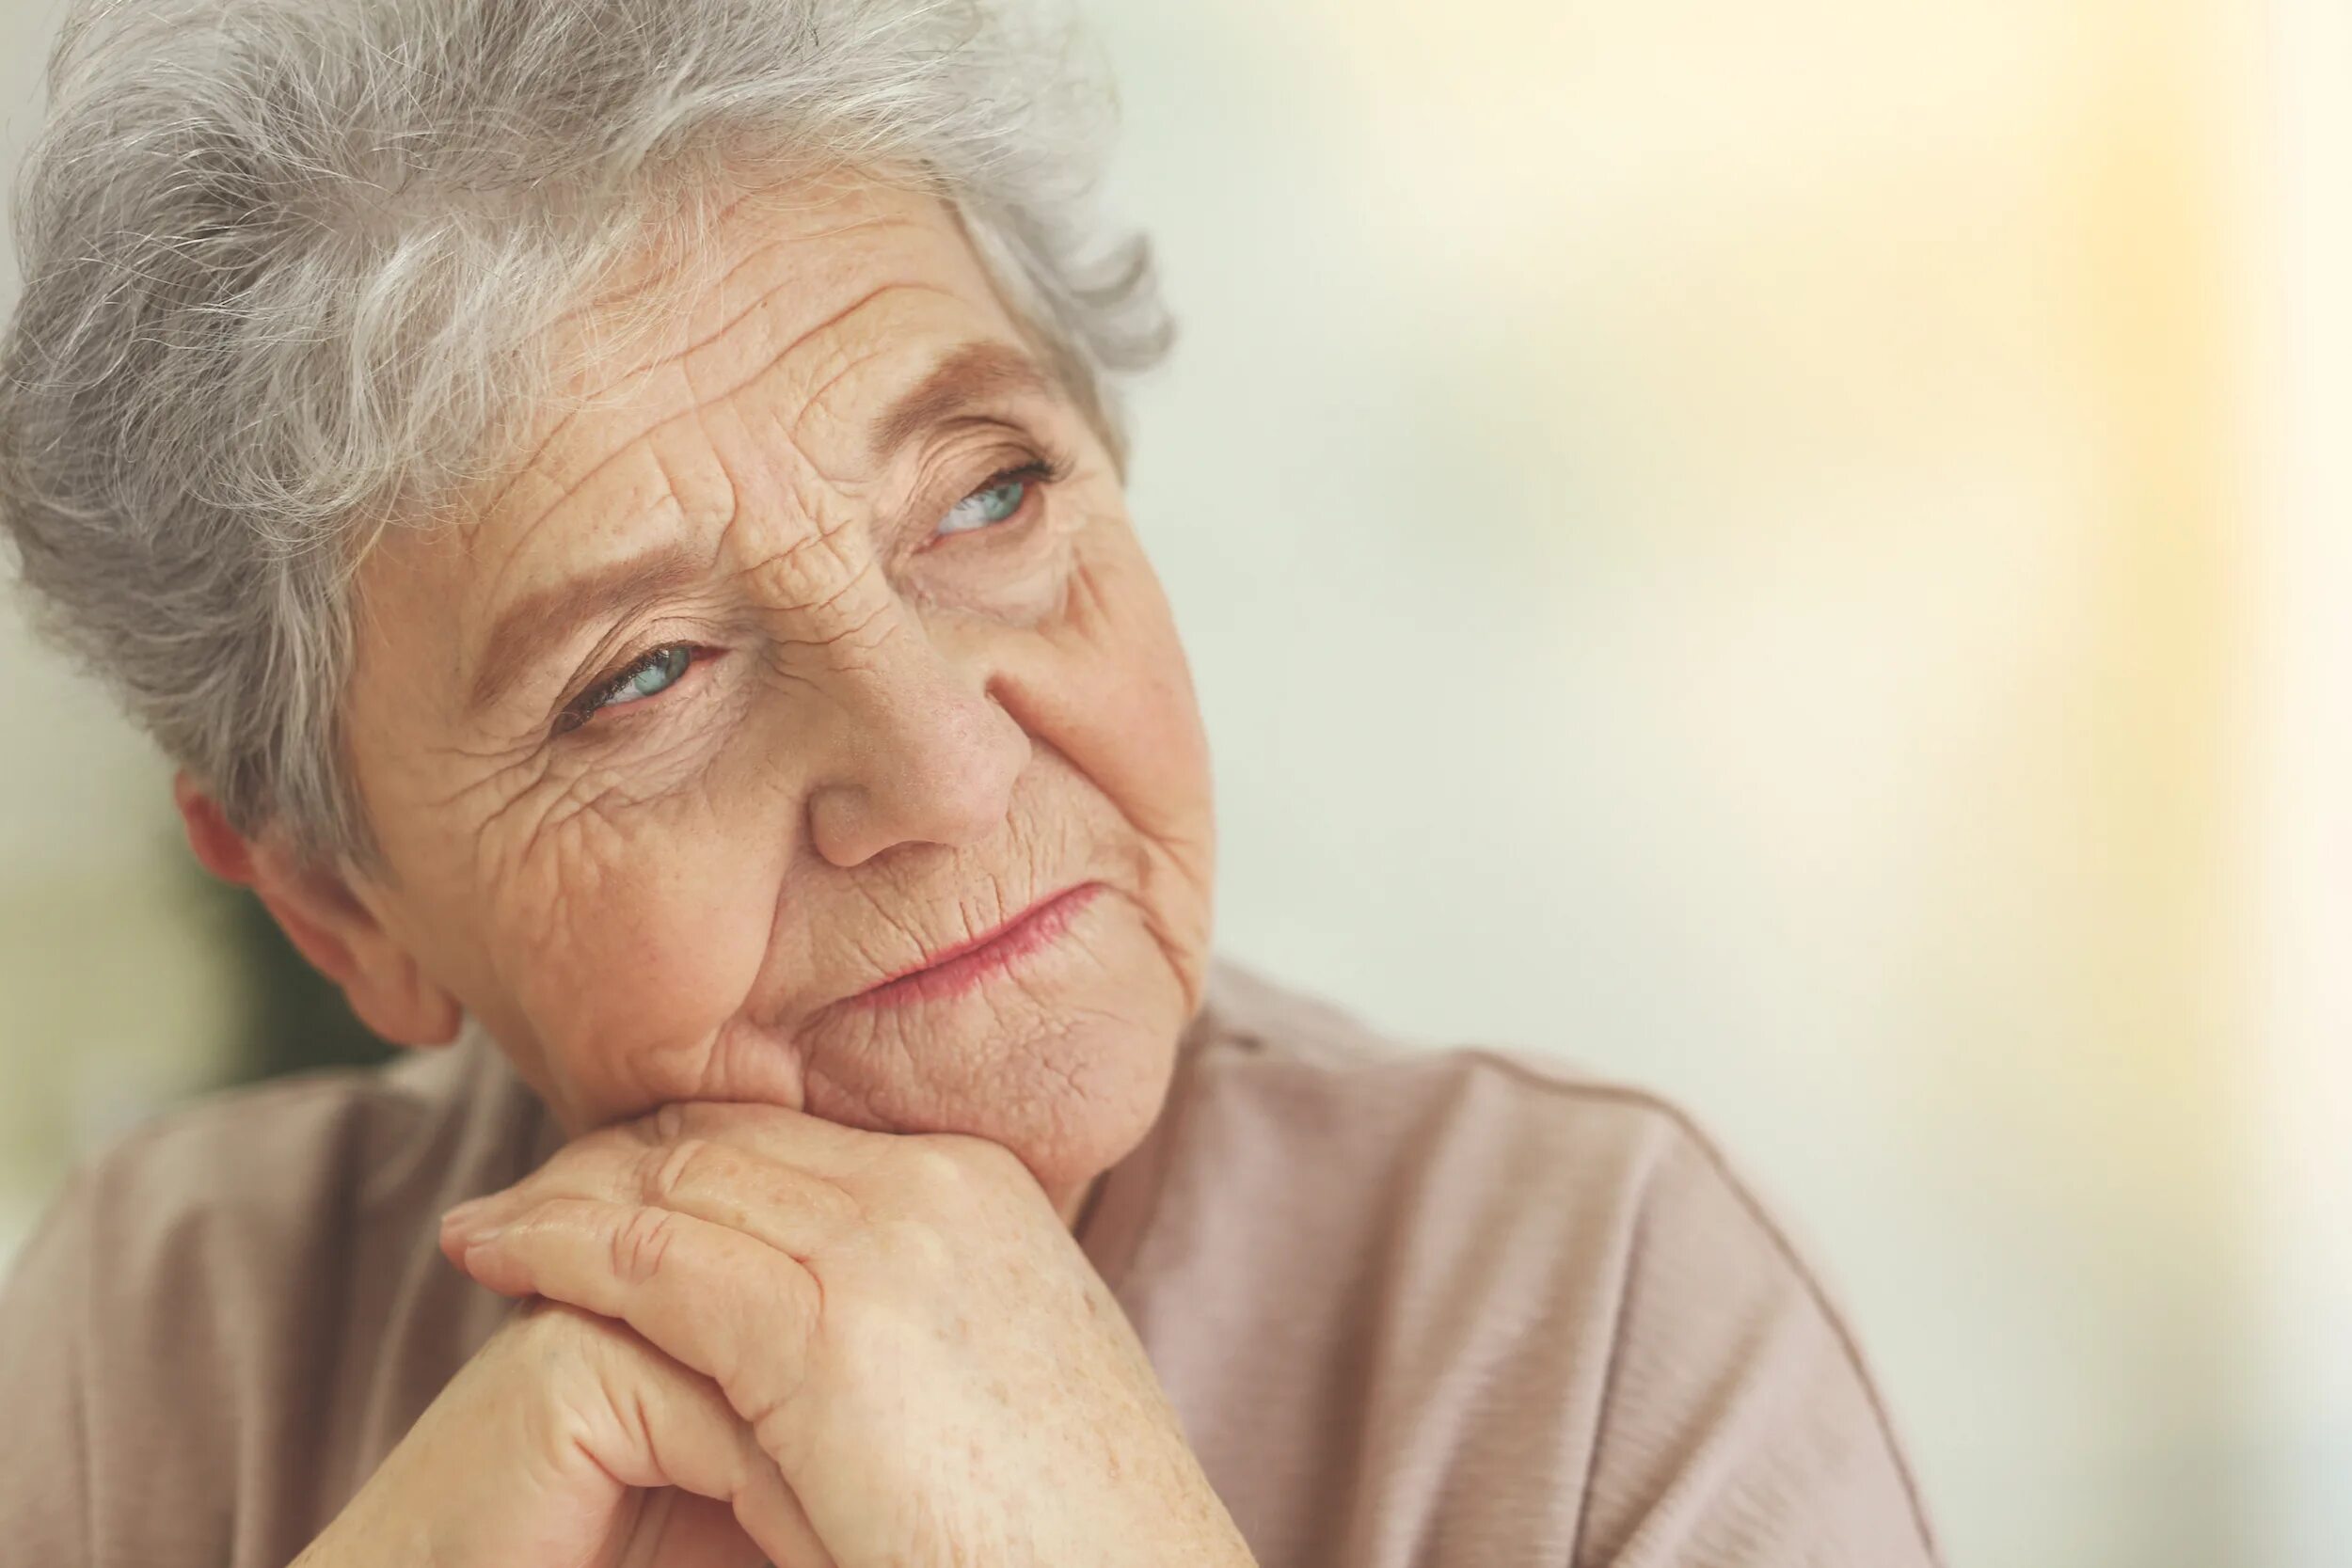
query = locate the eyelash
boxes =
[927,452,1070,544]
[554,644,708,736]
[550,448,1072,737]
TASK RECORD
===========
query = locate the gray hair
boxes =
[0,0,1170,863]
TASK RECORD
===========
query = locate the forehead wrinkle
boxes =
[500,277,960,537]
[724,278,974,460]
[774,339,901,479]
[468,276,942,615]
[539,183,781,337]
[474,222,937,523]
[474,230,793,526]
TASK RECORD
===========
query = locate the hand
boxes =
[436,1101,1255,1568]
[292,1297,824,1568]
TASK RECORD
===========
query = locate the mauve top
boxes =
[0,957,1941,1566]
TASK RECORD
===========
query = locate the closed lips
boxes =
[847,882,1103,1007]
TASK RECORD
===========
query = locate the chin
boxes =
[786,884,1194,1185]
[800,978,1187,1199]
[995,1019,1183,1198]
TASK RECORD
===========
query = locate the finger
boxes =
[459,1197,821,1441]
[444,1132,862,1262]
[639,1099,889,1173]
[560,1306,836,1568]
[654,1102,1041,1217]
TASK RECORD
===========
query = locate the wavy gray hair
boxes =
[0,0,1169,863]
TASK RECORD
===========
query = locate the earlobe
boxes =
[344,967,465,1050]
[171,770,464,1050]
[248,880,366,990]
[249,852,466,1051]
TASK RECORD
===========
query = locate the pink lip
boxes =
[843,882,1103,1010]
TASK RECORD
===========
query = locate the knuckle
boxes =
[898,1134,1022,1212]
[945,1131,1023,1179]
[902,1142,973,1200]
[639,1135,713,1204]
[872,1213,956,1280]
[610,1205,676,1284]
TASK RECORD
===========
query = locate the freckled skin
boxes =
[340,181,1216,1212]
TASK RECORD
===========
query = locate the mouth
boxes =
[843,881,1104,1010]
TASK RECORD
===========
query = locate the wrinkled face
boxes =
[340,180,1216,1207]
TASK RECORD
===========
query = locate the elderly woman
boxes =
[0,2,1938,1565]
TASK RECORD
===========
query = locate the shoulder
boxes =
[0,1029,544,1365]
[0,1033,548,1566]
[1164,958,1834,1337]
[1180,954,1729,1218]
[15,1032,543,1285]
[1157,957,1943,1564]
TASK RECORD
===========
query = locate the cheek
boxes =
[1047,536,1212,843]
[988,530,1216,935]
[465,786,789,1114]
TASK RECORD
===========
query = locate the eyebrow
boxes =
[468,544,707,716]
[866,340,1057,461]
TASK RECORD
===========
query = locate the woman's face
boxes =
[336,180,1215,1208]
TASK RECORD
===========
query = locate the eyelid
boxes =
[553,641,707,736]
[921,446,1072,540]
[928,420,1071,486]
[964,457,1060,502]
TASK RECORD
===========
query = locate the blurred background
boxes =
[3,0,2348,1563]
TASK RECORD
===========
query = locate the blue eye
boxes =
[594,644,691,712]
[936,467,1041,537]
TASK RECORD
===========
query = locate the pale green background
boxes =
[6,2,2351,1566]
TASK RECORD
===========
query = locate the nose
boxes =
[802,627,1029,868]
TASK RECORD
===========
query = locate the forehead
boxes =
[483,181,1025,538]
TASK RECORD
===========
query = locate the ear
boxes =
[173,772,464,1049]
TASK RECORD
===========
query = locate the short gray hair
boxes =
[0,0,1170,863]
